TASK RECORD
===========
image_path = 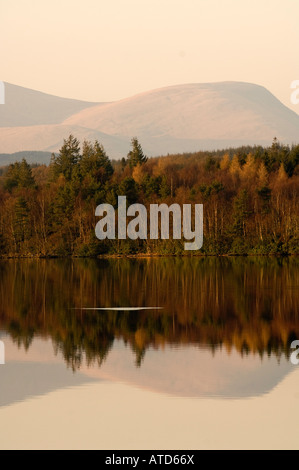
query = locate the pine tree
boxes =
[118,177,138,204]
[4,159,35,190]
[52,135,81,181]
[5,162,21,191]
[18,159,35,188]
[127,137,147,168]
[80,140,113,183]
[93,141,114,181]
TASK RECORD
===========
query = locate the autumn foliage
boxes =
[0,136,298,256]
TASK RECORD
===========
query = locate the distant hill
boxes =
[0,124,131,158]
[64,82,299,153]
[0,81,298,159]
[0,82,100,127]
[0,151,53,167]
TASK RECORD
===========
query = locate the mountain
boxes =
[64,82,299,153]
[0,151,53,167]
[4,336,294,401]
[84,341,294,399]
[0,123,131,158]
[0,81,298,160]
[0,82,100,127]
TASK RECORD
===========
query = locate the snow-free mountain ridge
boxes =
[0,81,298,162]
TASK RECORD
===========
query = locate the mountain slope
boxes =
[0,82,101,127]
[0,151,53,166]
[0,124,130,158]
[1,81,298,158]
[64,82,299,144]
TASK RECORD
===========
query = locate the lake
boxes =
[0,257,298,449]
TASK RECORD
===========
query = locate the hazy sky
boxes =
[1,0,299,112]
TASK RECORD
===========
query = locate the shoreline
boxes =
[0,253,297,260]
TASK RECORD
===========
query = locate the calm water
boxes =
[0,257,298,449]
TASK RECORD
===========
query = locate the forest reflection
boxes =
[0,257,298,369]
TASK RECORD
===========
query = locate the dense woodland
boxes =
[0,135,298,256]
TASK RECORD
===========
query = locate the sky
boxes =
[1,0,299,112]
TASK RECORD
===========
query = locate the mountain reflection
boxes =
[0,257,298,370]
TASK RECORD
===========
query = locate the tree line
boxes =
[0,135,298,256]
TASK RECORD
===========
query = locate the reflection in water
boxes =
[0,257,298,371]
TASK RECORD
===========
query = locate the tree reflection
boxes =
[0,257,298,370]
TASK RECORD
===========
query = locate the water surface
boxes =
[0,257,298,449]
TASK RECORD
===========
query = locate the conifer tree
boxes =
[52,135,80,181]
[127,137,147,168]
[80,140,113,182]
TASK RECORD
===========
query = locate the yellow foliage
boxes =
[241,153,256,180]
[277,163,288,182]
[258,162,268,187]
[220,153,230,171]
[132,164,145,184]
[153,158,167,177]
[229,155,240,176]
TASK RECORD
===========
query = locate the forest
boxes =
[0,135,298,256]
